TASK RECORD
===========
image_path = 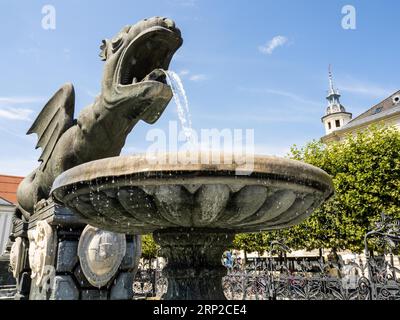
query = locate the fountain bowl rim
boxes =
[51,152,334,196]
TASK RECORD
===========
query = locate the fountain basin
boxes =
[51,153,333,234]
[51,153,333,300]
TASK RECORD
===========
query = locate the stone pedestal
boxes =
[9,218,30,300]
[0,253,16,287]
[11,199,141,300]
[0,252,16,299]
[154,228,234,300]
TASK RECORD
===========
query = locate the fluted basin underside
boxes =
[51,154,334,234]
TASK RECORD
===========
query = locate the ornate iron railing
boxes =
[133,214,400,300]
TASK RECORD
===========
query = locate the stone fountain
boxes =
[8,16,334,300]
[51,153,333,300]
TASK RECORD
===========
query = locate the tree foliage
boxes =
[141,234,160,259]
[233,126,400,253]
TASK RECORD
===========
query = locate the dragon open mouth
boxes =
[118,26,182,86]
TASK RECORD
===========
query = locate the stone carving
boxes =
[15,17,183,219]
[10,237,26,278]
[78,225,126,288]
[28,220,57,286]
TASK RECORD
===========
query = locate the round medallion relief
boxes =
[78,225,126,288]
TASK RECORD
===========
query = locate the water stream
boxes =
[163,70,193,142]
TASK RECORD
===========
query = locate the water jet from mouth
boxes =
[163,70,193,142]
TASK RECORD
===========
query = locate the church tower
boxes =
[321,66,352,135]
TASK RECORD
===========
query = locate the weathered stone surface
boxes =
[50,275,79,300]
[78,225,126,288]
[14,272,31,300]
[193,185,230,226]
[0,286,16,300]
[9,237,26,279]
[29,281,47,300]
[56,240,78,272]
[110,273,134,300]
[120,236,141,271]
[0,254,15,286]
[28,220,57,287]
[73,265,93,289]
[15,17,183,219]
[28,200,85,228]
[81,289,108,300]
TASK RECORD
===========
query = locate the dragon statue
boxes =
[16,17,183,219]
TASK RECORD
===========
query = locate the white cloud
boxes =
[0,97,43,105]
[189,74,207,82]
[254,144,291,157]
[179,69,190,76]
[168,0,197,6]
[338,80,396,99]
[196,112,316,124]
[238,87,320,109]
[259,36,289,55]
[0,107,33,121]
[0,157,37,176]
[178,69,207,82]
[0,96,43,121]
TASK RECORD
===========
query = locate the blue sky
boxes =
[0,0,398,176]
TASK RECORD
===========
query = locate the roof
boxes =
[0,175,24,205]
[341,104,400,131]
[344,90,400,128]
[0,198,12,206]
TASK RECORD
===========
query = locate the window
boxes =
[394,96,400,104]
[373,107,383,114]
[335,120,340,128]
[328,122,332,130]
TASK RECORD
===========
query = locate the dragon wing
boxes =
[27,83,75,171]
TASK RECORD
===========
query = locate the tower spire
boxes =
[321,65,352,136]
[326,65,341,109]
[328,64,335,94]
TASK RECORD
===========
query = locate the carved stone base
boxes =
[9,219,31,300]
[154,229,234,300]
[10,200,141,300]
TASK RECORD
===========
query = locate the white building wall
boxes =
[0,205,14,256]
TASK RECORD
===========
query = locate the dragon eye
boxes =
[111,36,123,52]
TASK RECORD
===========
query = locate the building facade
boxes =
[0,175,23,256]
[0,175,23,294]
[321,69,400,143]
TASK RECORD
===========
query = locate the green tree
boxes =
[231,233,269,256]
[141,234,160,259]
[234,125,400,253]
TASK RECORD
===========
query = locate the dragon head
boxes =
[99,17,183,123]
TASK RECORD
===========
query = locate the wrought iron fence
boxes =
[133,214,400,300]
